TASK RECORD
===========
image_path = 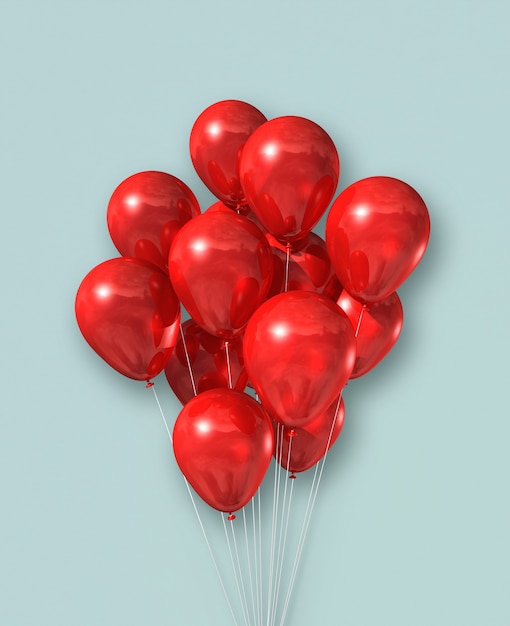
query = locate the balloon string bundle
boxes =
[75,99,431,625]
[155,337,341,626]
[159,326,337,625]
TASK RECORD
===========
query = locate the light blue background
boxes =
[1,1,509,624]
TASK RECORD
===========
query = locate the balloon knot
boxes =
[288,429,297,438]
[235,203,250,215]
[227,513,236,521]
[289,473,296,480]
[145,380,154,388]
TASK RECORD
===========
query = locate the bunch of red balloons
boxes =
[76,99,430,516]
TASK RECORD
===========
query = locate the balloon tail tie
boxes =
[179,323,198,397]
[145,379,154,388]
[225,341,233,389]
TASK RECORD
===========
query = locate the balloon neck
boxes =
[227,513,236,521]
[278,235,308,253]
[234,203,250,216]
[145,380,154,388]
[289,473,296,480]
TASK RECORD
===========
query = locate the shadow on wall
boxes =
[320,186,449,480]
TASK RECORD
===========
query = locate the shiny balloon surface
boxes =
[243,291,356,428]
[274,397,345,473]
[326,176,430,303]
[164,320,247,405]
[173,389,274,512]
[75,258,181,380]
[337,289,403,378]
[107,171,200,271]
[168,210,273,339]
[266,231,342,300]
[190,100,267,208]
[239,116,339,243]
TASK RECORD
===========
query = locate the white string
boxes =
[282,457,320,614]
[151,385,172,444]
[274,476,295,625]
[355,306,366,337]
[179,323,198,396]
[271,434,295,625]
[225,341,233,389]
[284,244,291,293]
[231,517,252,626]
[243,508,257,625]
[258,489,263,625]
[270,433,290,625]
[266,424,283,625]
[279,395,343,626]
[251,494,261,626]
[223,513,250,626]
[149,384,238,625]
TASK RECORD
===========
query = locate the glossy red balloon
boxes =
[173,389,274,513]
[239,116,340,243]
[168,210,273,339]
[274,397,345,473]
[326,176,430,303]
[164,320,248,405]
[243,291,356,428]
[107,171,200,271]
[75,258,181,381]
[337,289,403,379]
[190,100,267,208]
[266,232,342,301]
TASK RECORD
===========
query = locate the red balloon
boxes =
[274,397,345,473]
[266,232,342,301]
[243,291,356,428]
[164,320,248,405]
[337,289,404,378]
[239,116,340,243]
[208,203,341,299]
[75,258,181,381]
[173,389,274,513]
[189,100,267,208]
[168,210,273,339]
[106,171,200,272]
[326,176,430,303]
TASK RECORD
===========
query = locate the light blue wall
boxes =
[1,1,508,624]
